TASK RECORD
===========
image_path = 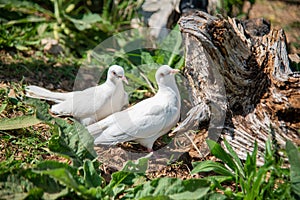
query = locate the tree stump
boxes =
[176,11,300,164]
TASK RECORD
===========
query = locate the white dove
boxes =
[26,65,128,126]
[87,65,181,151]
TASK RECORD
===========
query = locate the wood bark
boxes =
[177,11,300,163]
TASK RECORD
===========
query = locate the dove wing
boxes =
[51,84,113,118]
[90,91,179,145]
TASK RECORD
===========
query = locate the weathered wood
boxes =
[177,11,300,163]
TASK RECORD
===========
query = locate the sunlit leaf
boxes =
[0,115,41,130]
[132,178,210,199]
[286,140,300,197]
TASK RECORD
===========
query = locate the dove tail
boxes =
[25,85,72,103]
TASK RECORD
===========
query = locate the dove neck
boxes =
[106,77,122,88]
[158,81,180,97]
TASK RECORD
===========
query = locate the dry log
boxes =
[177,11,300,163]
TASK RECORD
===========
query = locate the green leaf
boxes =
[244,141,257,178]
[105,171,140,196]
[24,98,53,122]
[83,159,103,188]
[0,169,34,200]
[201,175,233,184]
[286,140,300,197]
[139,196,170,200]
[157,25,183,67]
[206,139,237,172]
[0,0,54,17]
[248,167,268,199]
[48,134,78,163]
[33,160,104,199]
[223,139,245,178]
[191,161,235,177]
[205,193,227,200]
[126,73,149,88]
[169,187,210,200]
[35,160,77,175]
[132,178,210,199]
[122,157,149,173]
[0,115,41,130]
[6,16,47,26]
[33,168,81,192]
[67,13,101,31]
[51,118,97,166]
[0,102,7,114]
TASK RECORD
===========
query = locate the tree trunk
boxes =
[177,11,300,164]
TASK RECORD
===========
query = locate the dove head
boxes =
[155,65,179,88]
[107,65,128,84]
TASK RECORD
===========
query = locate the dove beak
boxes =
[122,76,129,84]
[170,69,180,74]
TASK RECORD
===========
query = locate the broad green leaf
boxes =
[201,175,233,183]
[0,170,34,200]
[286,140,300,197]
[25,98,96,166]
[126,73,149,88]
[67,13,101,31]
[205,193,227,200]
[157,25,183,67]
[139,196,170,200]
[33,161,104,199]
[83,159,103,188]
[107,171,139,188]
[48,134,79,163]
[35,160,77,175]
[52,118,97,166]
[169,187,210,200]
[42,188,69,200]
[0,115,41,130]
[104,171,141,198]
[206,139,237,172]
[133,178,210,199]
[122,157,149,173]
[33,168,80,192]
[141,51,154,65]
[192,161,234,177]
[24,98,53,122]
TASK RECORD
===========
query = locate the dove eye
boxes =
[160,73,165,77]
[112,71,117,76]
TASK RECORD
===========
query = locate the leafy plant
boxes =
[286,140,300,199]
[215,0,255,18]
[192,139,299,199]
[0,0,142,56]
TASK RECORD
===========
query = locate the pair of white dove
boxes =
[26,65,181,151]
